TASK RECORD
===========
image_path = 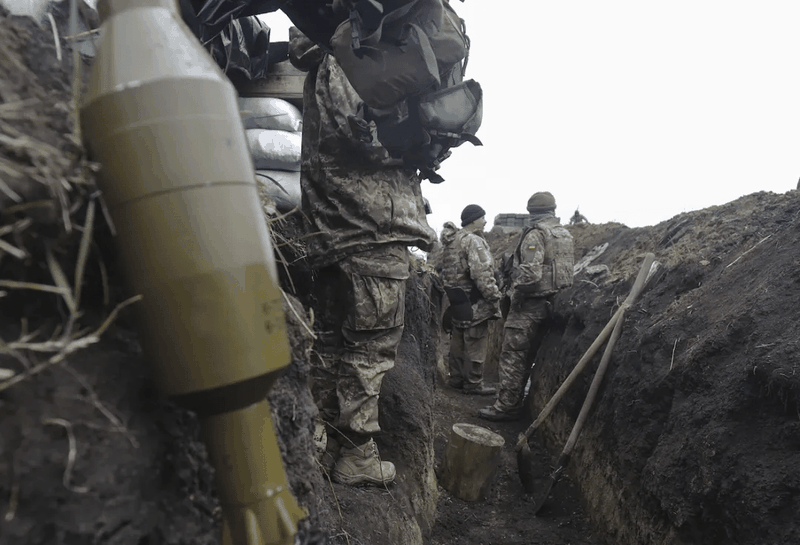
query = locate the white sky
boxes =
[6,1,795,232]
[262,1,800,233]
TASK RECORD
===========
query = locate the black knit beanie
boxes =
[460,204,486,226]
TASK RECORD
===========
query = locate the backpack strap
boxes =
[428,130,483,146]
[348,0,422,53]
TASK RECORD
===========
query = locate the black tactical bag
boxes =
[331,0,483,183]
[444,286,480,322]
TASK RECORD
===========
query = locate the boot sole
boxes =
[332,469,396,486]
[478,409,522,422]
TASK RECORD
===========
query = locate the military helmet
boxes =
[527,191,556,213]
[460,204,486,226]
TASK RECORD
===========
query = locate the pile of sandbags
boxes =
[239,97,303,213]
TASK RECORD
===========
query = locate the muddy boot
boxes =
[332,439,396,486]
[462,383,496,396]
[478,405,523,422]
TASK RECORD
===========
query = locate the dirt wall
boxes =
[520,191,800,544]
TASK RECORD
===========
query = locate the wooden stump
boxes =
[440,423,505,501]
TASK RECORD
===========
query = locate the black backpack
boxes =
[330,0,483,183]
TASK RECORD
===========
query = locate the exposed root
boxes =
[61,364,140,448]
[670,338,678,371]
[725,234,773,270]
[63,28,100,41]
[47,13,62,63]
[282,289,317,341]
[313,456,351,545]
[0,294,142,392]
[68,0,82,143]
[41,417,89,494]
[4,483,18,522]
[72,198,95,307]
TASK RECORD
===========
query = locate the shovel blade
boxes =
[532,475,556,515]
[516,441,537,494]
[532,464,565,516]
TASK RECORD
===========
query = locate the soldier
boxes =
[428,221,459,275]
[441,205,502,395]
[289,30,436,486]
[479,192,574,421]
[570,208,589,225]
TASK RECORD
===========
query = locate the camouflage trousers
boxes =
[310,246,408,438]
[494,297,550,412]
[448,320,490,388]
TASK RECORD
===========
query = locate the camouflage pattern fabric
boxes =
[440,222,501,328]
[337,259,407,435]
[309,245,409,436]
[510,216,574,297]
[493,214,574,411]
[493,295,550,412]
[298,53,436,268]
[448,320,489,388]
[289,40,436,438]
[427,221,458,273]
[440,221,500,387]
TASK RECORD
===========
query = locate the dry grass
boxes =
[0,5,133,404]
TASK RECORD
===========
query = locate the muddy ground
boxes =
[430,382,599,545]
[3,5,800,545]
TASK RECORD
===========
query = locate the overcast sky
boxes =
[262,1,800,233]
[6,1,795,233]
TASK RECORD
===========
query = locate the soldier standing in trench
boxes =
[289,30,436,486]
[427,221,459,275]
[440,205,502,395]
[428,221,460,374]
[479,192,574,421]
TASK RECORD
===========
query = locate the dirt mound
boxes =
[519,190,800,544]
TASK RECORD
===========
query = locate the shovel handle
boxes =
[516,252,655,451]
[561,308,624,455]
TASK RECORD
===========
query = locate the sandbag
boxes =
[239,97,303,132]
[255,170,301,213]
[245,129,302,171]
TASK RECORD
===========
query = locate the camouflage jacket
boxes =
[295,50,436,271]
[428,221,458,273]
[510,216,574,296]
[441,222,501,326]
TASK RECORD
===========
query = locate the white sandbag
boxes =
[239,97,303,132]
[255,170,301,213]
[245,129,302,172]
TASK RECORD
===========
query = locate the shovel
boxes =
[531,313,624,513]
[516,253,655,498]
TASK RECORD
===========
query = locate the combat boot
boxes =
[332,439,396,486]
[478,405,523,422]
[462,383,496,396]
